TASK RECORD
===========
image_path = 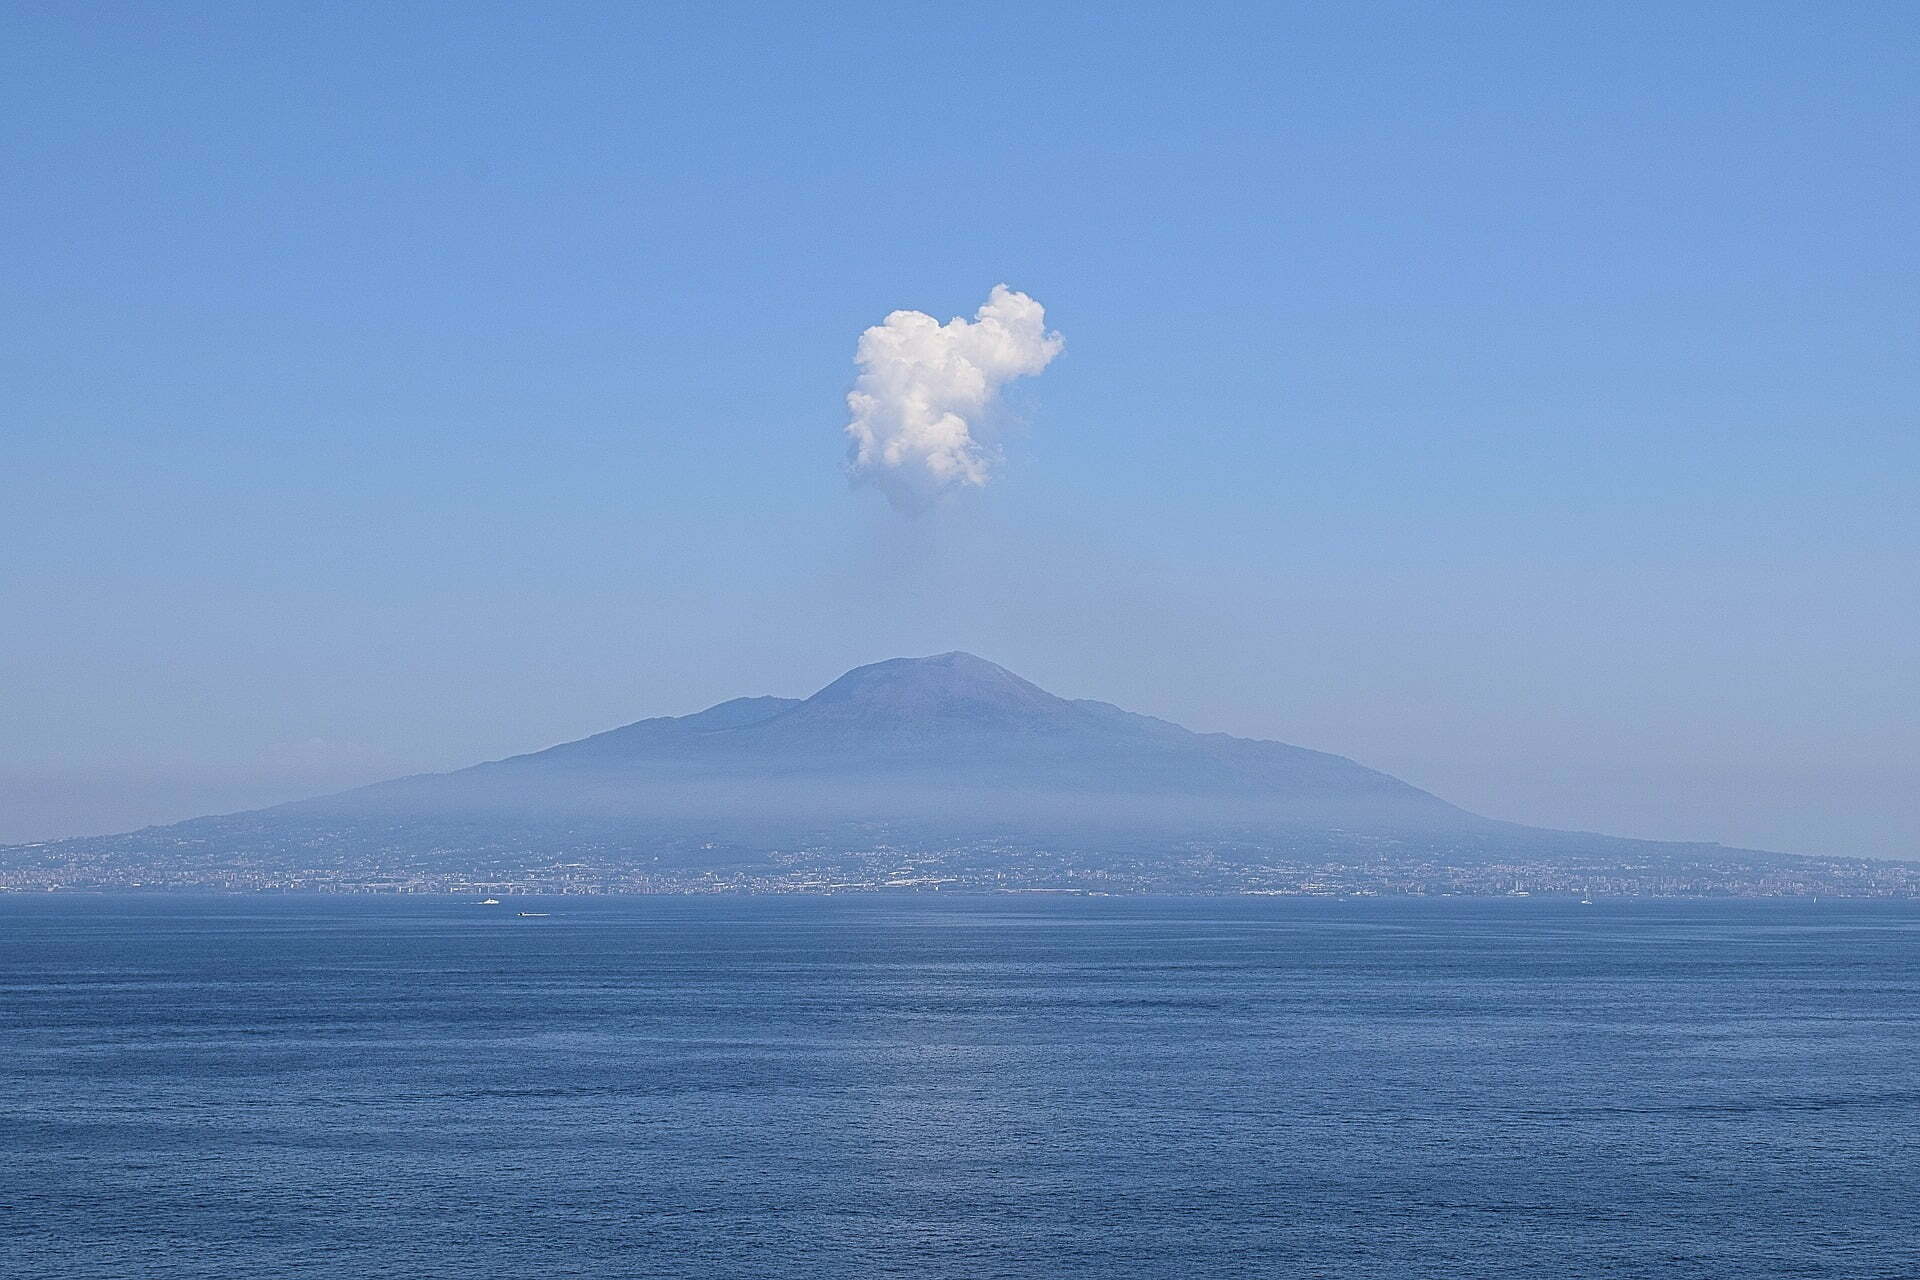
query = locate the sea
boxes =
[4,893,1918,1279]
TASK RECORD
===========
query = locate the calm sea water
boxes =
[4,894,1918,1278]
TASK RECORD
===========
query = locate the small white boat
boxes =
[478,898,501,905]
[517,912,549,918]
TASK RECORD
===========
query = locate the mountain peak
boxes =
[799,652,1071,725]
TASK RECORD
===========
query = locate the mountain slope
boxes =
[301,652,1461,831]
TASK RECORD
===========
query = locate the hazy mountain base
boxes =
[8,802,1909,898]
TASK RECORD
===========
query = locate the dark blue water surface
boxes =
[4,894,1919,1278]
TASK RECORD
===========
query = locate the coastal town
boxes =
[6,837,1915,899]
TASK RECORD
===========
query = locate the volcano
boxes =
[11,653,1777,885]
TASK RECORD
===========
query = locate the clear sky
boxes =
[4,2,1915,858]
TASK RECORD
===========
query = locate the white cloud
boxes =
[844,284,1063,511]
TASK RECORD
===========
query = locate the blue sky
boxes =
[4,2,1915,857]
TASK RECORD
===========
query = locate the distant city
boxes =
[7,835,1914,899]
